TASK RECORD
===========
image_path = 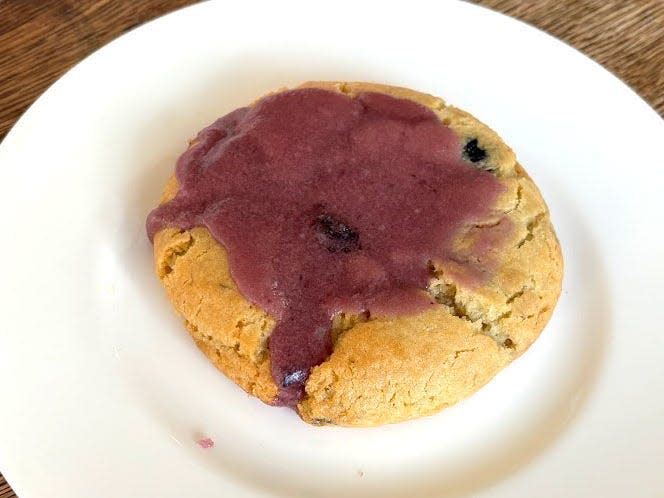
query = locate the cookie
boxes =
[147,82,563,427]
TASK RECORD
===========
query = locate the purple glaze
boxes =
[147,88,504,405]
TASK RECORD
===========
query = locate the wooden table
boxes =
[0,0,662,496]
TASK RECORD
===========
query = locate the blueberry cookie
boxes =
[147,82,563,426]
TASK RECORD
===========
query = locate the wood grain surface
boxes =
[0,0,662,496]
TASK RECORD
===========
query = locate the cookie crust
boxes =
[152,82,563,427]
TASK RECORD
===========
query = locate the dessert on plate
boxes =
[146,81,563,427]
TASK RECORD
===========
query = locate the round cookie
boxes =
[150,82,563,427]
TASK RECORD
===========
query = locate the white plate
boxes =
[1,1,663,496]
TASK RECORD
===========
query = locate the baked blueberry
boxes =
[315,214,360,253]
[463,138,487,163]
[283,369,307,387]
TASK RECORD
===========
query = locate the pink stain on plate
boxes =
[196,437,214,449]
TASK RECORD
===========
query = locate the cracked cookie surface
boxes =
[151,81,562,427]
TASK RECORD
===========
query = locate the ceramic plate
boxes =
[1,1,663,496]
